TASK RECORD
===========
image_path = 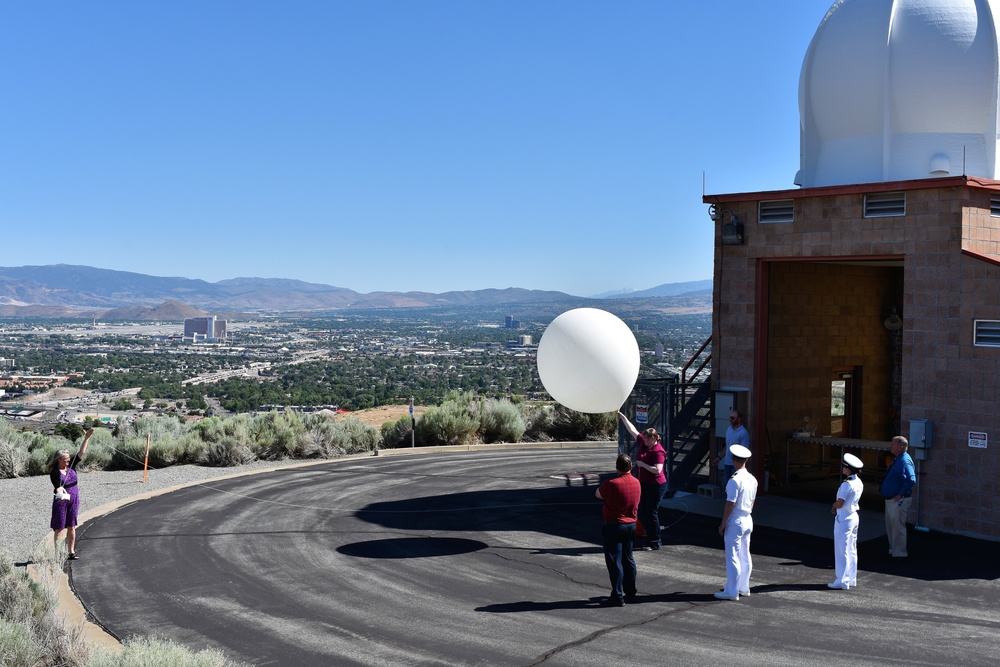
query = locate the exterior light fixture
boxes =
[883,307,902,331]
[710,204,744,246]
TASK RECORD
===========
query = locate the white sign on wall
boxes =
[635,405,648,424]
[969,431,988,449]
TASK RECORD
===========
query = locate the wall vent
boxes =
[864,191,905,218]
[991,196,1000,216]
[758,199,794,223]
[974,320,1000,347]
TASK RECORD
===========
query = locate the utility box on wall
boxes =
[909,419,932,461]
[714,388,749,437]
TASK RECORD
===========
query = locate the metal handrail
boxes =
[681,335,712,385]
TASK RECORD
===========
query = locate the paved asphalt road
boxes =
[70,447,1000,666]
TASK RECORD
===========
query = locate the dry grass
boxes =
[19,387,93,403]
[334,404,426,427]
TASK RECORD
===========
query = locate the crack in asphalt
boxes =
[526,603,700,666]
[489,548,601,590]
[523,567,837,665]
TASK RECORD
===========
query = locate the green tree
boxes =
[111,398,134,411]
[54,423,85,443]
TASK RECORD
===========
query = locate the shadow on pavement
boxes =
[475,591,724,614]
[356,484,1000,583]
[338,536,488,559]
[354,483,606,541]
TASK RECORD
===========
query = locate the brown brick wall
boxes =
[909,249,1000,539]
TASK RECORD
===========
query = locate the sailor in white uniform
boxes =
[829,453,864,590]
[715,444,757,601]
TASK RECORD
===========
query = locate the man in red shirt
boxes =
[596,453,642,606]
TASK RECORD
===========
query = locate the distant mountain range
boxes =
[590,280,712,299]
[0,265,711,318]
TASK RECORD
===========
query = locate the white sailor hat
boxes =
[729,444,752,459]
[843,453,863,470]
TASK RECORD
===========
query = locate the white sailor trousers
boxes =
[833,512,859,586]
[723,514,753,596]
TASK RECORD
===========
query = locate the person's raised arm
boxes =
[616,411,639,440]
[77,428,94,460]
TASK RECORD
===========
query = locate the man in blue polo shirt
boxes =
[880,435,916,558]
[712,410,749,488]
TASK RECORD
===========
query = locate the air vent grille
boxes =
[974,320,1000,347]
[864,192,905,218]
[759,199,794,224]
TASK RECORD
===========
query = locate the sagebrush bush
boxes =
[0,553,50,627]
[417,403,478,446]
[174,431,208,462]
[85,636,251,667]
[380,415,414,449]
[199,439,257,467]
[24,447,54,478]
[191,416,227,444]
[291,414,332,458]
[0,427,29,478]
[0,423,72,478]
[334,418,380,454]
[0,619,44,667]
[253,410,306,460]
[108,438,151,470]
[0,552,87,667]
[522,404,555,442]
[478,399,526,443]
[547,405,616,441]
[80,429,115,470]
[3,396,619,478]
[1,552,250,667]
[124,415,187,444]
[25,439,76,477]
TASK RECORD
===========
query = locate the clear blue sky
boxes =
[1,1,830,296]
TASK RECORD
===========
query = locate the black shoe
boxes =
[624,594,637,604]
[68,552,79,561]
[599,597,625,607]
[649,544,660,550]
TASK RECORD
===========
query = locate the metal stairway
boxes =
[619,336,713,494]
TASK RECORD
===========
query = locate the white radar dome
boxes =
[797,0,1000,187]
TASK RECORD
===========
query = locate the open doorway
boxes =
[830,367,861,438]
[762,260,902,508]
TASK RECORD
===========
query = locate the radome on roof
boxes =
[797,0,1000,187]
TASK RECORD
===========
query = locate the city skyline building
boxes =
[184,316,227,342]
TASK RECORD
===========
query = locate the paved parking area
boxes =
[70,447,1000,666]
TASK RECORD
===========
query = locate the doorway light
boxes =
[883,307,902,331]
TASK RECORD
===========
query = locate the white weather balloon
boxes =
[536,308,640,414]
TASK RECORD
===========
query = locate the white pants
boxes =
[885,497,911,557]
[833,512,859,586]
[723,515,753,596]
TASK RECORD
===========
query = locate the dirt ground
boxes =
[19,387,92,403]
[333,404,426,427]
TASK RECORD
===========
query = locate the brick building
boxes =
[706,178,1000,540]
[704,1,1000,541]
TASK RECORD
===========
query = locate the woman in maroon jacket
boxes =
[617,412,667,550]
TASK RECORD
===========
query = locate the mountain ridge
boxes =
[0,265,711,317]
